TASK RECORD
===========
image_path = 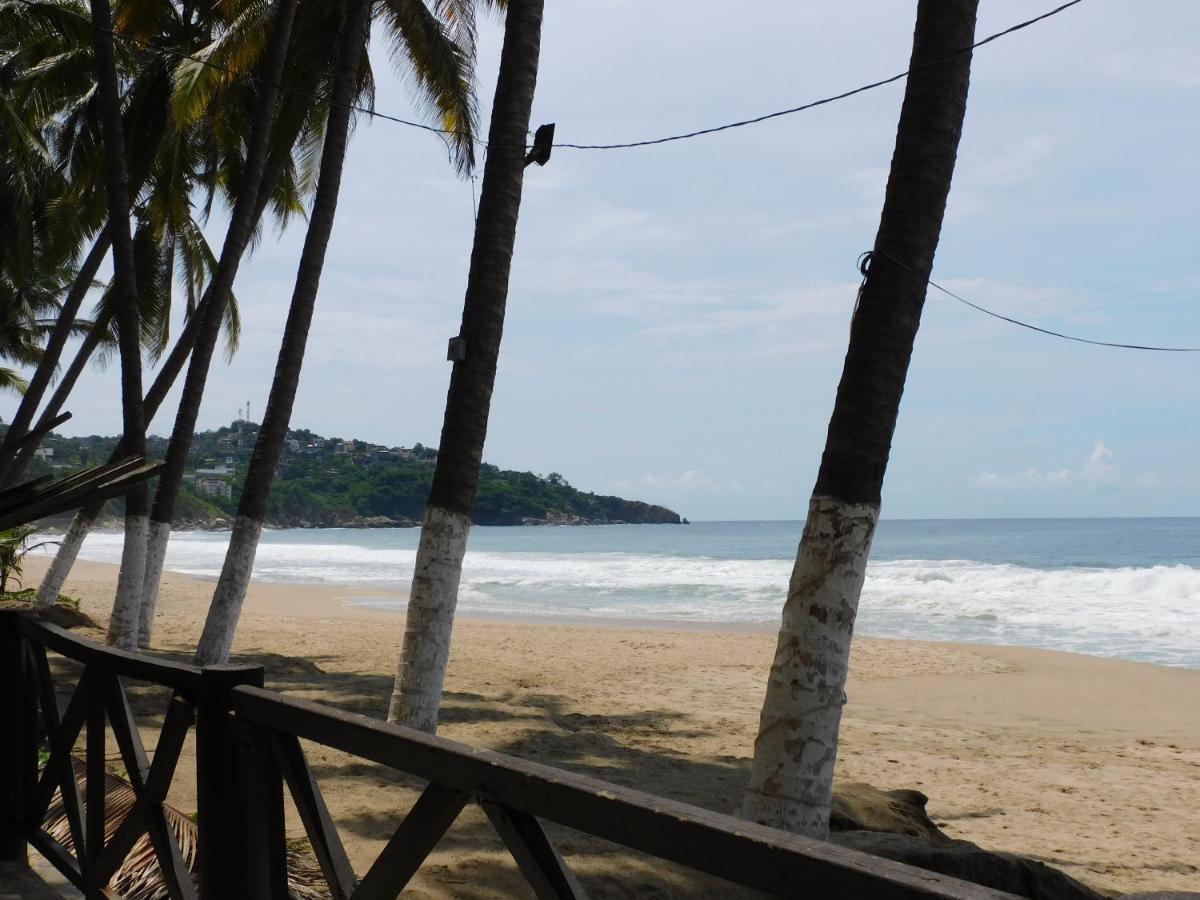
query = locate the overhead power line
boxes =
[11,0,1088,152]
[862,251,1200,353]
[556,0,1088,150]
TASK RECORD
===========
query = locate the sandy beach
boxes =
[20,556,1200,897]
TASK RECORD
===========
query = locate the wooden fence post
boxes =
[0,610,34,868]
[196,664,267,898]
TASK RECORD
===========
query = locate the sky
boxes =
[10,0,1200,521]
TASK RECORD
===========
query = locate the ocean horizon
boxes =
[39,516,1200,670]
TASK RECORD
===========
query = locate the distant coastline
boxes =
[27,419,683,528]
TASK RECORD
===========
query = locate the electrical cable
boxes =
[10,0,1087,152]
[861,250,1200,353]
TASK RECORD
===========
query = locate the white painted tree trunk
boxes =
[106,513,149,650]
[136,519,171,647]
[35,509,94,609]
[194,515,262,665]
[387,506,471,732]
[742,496,879,838]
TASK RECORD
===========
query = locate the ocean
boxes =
[49,518,1200,669]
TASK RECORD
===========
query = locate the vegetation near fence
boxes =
[0,610,1019,899]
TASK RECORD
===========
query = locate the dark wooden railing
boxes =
[0,610,1019,899]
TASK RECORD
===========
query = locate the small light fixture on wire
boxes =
[524,123,555,168]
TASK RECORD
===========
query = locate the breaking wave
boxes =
[42,529,1200,668]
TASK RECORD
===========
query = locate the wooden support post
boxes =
[244,727,289,900]
[196,664,265,899]
[0,610,33,867]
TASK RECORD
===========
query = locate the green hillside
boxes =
[20,421,683,528]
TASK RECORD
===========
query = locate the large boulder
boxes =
[831,782,953,845]
[834,831,1108,900]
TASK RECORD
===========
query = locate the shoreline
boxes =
[19,555,1200,894]
[38,553,1200,668]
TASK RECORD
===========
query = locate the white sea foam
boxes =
[37,529,1200,667]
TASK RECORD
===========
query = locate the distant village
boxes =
[16,416,679,528]
[21,415,439,506]
[175,412,440,502]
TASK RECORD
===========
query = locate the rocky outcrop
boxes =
[830,782,952,845]
[828,783,1109,900]
[834,832,1108,900]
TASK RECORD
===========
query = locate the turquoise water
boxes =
[64,518,1200,668]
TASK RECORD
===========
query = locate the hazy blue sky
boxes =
[14,0,1200,520]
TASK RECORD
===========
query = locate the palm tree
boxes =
[129,0,299,648]
[188,0,479,665]
[0,0,177,484]
[138,0,480,646]
[741,0,979,838]
[85,0,154,649]
[387,0,544,732]
[193,0,379,665]
[17,0,286,613]
[32,298,209,611]
[0,232,110,480]
[0,26,65,402]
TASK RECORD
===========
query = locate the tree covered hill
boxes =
[20,421,683,528]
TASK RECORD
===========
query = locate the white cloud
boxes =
[974,441,1126,490]
[1081,440,1118,485]
[613,470,741,494]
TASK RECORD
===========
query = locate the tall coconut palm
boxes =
[0,231,109,482]
[20,0,285,611]
[186,0,479,664]
[191,0,400,665]
[32,291,211,612]
[0,28,65,402]
[86,0,153,649]
[140,0,483,647]
[0,0,183,483]
[193,0,375,665]
[386,0,545,732]
[132,0,299,647]
[741,0,979,838]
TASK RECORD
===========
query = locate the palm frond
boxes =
[44,757,328,900]
[379,0,479,175]
[0,367,29,396]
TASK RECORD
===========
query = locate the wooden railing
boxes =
[0,610,1019,899]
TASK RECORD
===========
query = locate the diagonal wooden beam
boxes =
[34,685,86,826]
[105,675,150,786]
[270,732,357,900]
[84,673,105,880]
[29,644,85,858]
[101,677,196,900]
[28,828,84,891]
[481,801,589,900]
[90,694,193,886]
[145,694,195,800]
[34,666,90,820]
[352,782,471,900]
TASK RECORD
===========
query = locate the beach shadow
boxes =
[40,642,764,898]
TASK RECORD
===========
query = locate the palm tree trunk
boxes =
[89,0,149,650]
[6,317,106,488]
[194,0,372,666]
[137,0,298,648]
[33,307,204,611]
[387,0,544,732]
[742,0,978,838]
[0,228,111,489]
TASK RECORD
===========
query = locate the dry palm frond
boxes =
[41,756,330,899]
